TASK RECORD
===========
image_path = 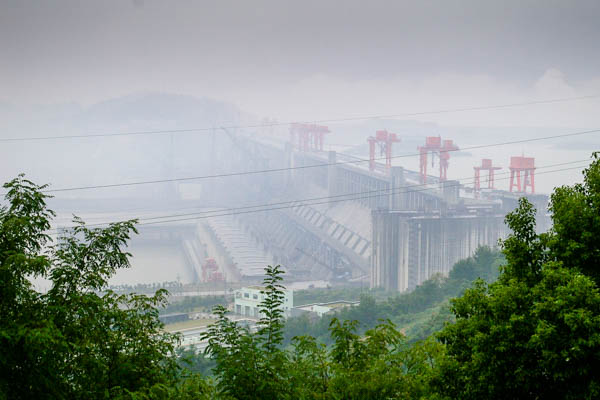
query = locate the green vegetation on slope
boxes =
[283,245,503,344]
[292,285,390,306]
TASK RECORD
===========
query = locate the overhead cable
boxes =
[1,94,598,142]
[36,128,600,193]
[46,161,588,234]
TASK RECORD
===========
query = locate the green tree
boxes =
[548,152,600,284]
[281,246,503,346]
[176,347,216,377]
[202,265,290,400]
[434,154,600,399]
[289,318,442,399]
[0,175,200,399]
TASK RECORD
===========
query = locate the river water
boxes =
[111,242,196,286]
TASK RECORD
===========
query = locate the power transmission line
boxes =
[136,164,586,225]
[100,158,590,222]
[1,94,598,142]
[46,161,588,234]
[37,128,600,193]
[33,158,594,224]
[51,158,587,226]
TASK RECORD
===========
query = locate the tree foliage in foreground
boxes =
[435,153,600,399]
[203,265,443,399]
[0,175,209,399]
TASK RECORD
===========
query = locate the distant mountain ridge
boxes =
[0,92,247,139]
[0,93,249,201]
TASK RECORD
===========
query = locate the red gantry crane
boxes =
[474,158,502,198]
[290,123,309,151]
[439,139,459,181]
[418,136,459,183]
[367,130,400,172]
[202,258,224,283]
[290,123,330,152]
[311,125,330,151]
[509,156,535,194]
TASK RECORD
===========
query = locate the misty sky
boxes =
[2,0,600,125]
[1,0,600,196]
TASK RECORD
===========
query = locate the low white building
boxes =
[234,286,294,319]
[292,300,360,317]
[293,303,332,317]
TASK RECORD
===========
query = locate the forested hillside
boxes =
[283,246,503,345]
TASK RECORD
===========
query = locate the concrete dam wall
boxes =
[371,210,510,292]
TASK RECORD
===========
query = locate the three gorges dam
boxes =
[88,124,552,293]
